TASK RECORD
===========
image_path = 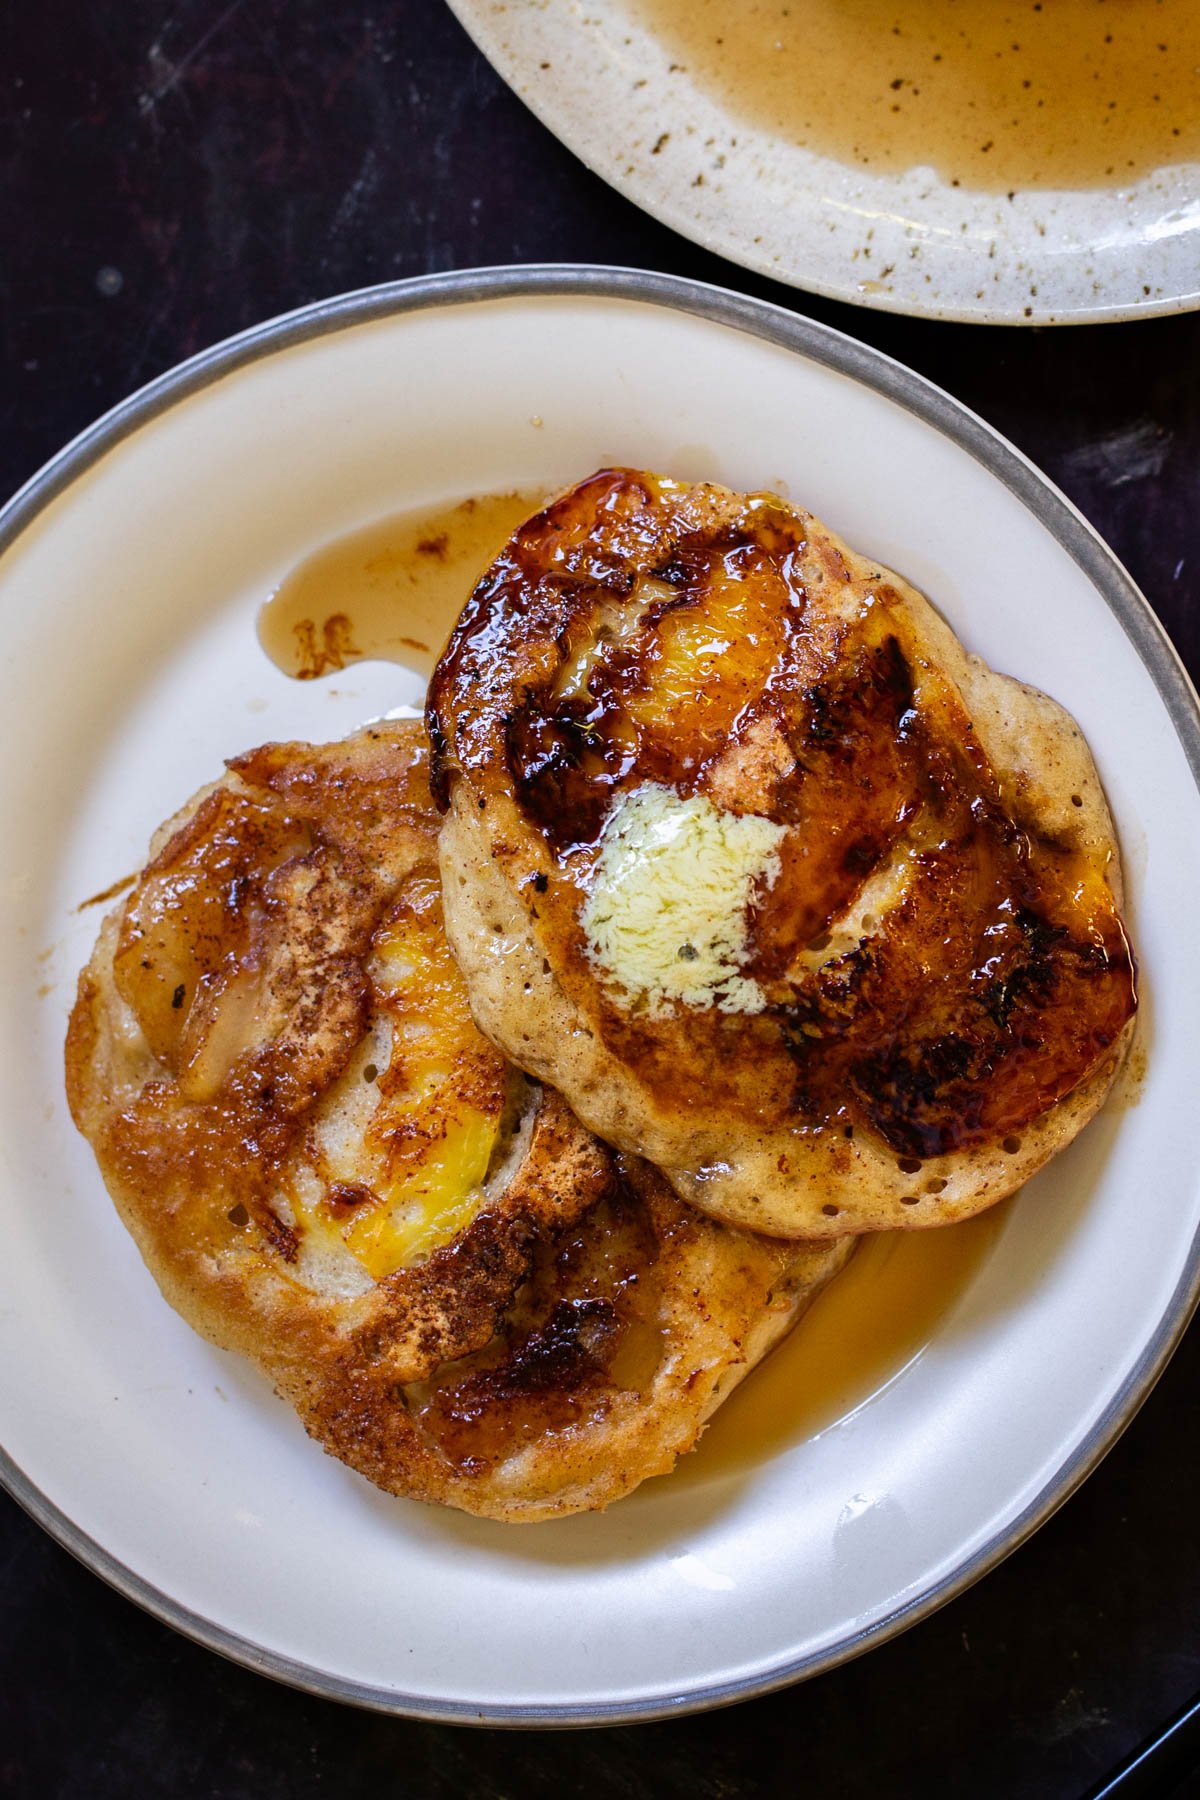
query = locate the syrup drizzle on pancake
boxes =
[429,469,1136,1164]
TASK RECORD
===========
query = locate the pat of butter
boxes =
[582,784,785,1017]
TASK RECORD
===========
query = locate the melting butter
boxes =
[582,784,785,1016]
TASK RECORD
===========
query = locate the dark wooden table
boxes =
[3,5,1198,1795]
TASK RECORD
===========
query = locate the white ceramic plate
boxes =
[2,268,1199,1724]
[448,1,1200,325]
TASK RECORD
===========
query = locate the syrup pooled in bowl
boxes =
[630,0,1200,190]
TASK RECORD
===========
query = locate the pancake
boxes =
[65,720,851,1521]
[427,469,1138,1240]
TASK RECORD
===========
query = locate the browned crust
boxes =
[430,472,1137,1238]
[64,723,607,1415]
[66,719,852,1520]
[301,1159,853,1523]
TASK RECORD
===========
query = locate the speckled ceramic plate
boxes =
[448,1,1200,325]
[2,269,1200,1724]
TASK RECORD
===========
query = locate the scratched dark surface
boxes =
[2,3,1199,1797]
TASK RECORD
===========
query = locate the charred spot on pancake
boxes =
[262,1206,300,1263]
[504,696,634,854]
[327,1181,377,1212]
[406,1171,663,1469]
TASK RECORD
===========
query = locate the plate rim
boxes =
[444,0,1200,329]
[3,262,1200,1727]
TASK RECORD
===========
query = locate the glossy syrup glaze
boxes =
[102,726,521,1278]
[429,468,1136,1163]
[629,0,1200,191]
[413,1166,1007,1481]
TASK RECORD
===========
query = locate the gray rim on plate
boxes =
[3,264,1199,1727]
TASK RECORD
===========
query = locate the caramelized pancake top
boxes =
[67,719,851,1519]
[68,723,606,1385]
[429,470,1137,1235]
[326,1154,851,1521]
